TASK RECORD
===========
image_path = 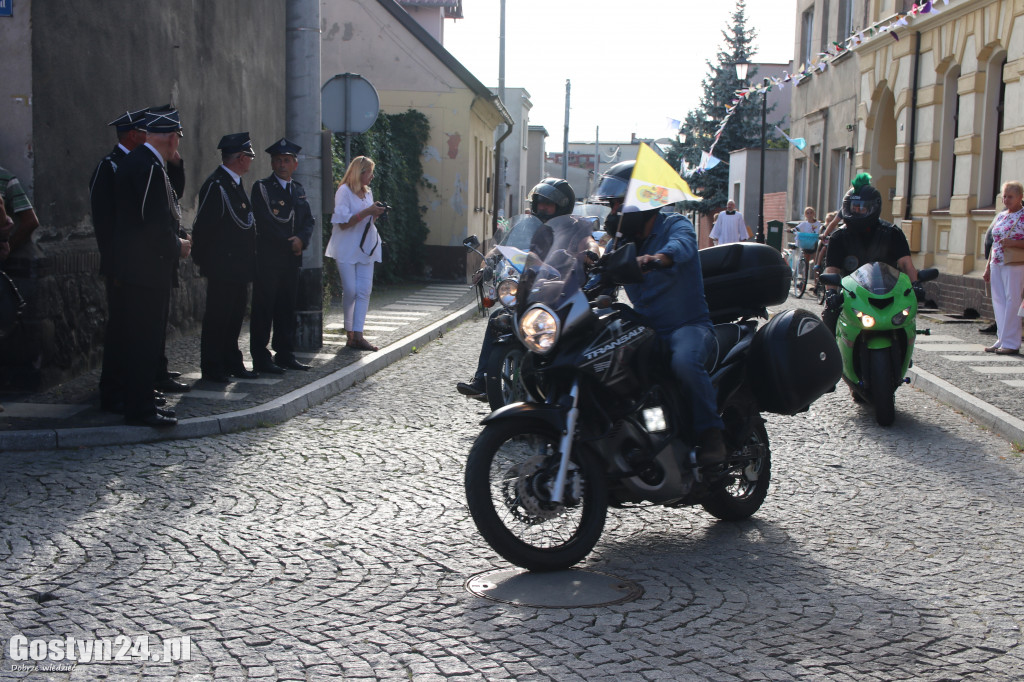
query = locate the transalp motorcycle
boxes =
[820,262,938,426]
[464,228,842,571]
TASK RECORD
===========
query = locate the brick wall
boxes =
[926,274,992,319]
[764,192,787,225]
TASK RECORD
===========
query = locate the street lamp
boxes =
[735,60,767,244]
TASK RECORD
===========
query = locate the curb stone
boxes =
[0,303,480,453]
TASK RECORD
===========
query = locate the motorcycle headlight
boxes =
[891,308,911,326]
[519,305,560,354]
[497,279,518,308]
[856,310,876,328]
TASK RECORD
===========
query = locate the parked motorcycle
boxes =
[819,262,938,426]
[464,227,842,571]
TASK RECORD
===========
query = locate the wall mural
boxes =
[446,132,461,159]
[451,173,466,216]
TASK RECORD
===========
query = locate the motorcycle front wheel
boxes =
[701,421,771,521]
[485,344,527,411]
[465,419,608,572]
[870,348,896,426]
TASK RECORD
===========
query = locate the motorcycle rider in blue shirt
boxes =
[592,161,727,466]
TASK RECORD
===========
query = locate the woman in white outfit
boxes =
[983,180,1024,355]
[326,156,387,351]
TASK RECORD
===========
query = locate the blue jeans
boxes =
[667,323,724,435]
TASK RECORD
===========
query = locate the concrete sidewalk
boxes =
[3,284,1024,452]
[0,281,481,451]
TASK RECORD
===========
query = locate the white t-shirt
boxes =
[710,211,748,244]
[795,220,822,233]
[325,184,381,264]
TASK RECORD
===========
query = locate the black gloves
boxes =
[824,288,843,311]
[913,282,926,302]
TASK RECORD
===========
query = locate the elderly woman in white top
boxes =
[325,156,387,351]
[983,180,1024,355]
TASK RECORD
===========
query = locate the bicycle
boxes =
[786,230,819,298]
[810,235,830,304]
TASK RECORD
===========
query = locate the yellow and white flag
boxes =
[624,142,699,211]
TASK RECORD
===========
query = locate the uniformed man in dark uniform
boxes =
[249,138,316,373]
[192,132,258,383]
[148,104,192,395]
[90,107,148,413]
[111,108,191,427]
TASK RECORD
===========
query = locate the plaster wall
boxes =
[321,0,503,277]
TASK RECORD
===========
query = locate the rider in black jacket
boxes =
[822,174,919,333]
[456,178,595,399]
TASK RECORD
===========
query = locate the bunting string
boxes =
[690,0,953,176]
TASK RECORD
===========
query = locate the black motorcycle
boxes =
[464,235,841,571]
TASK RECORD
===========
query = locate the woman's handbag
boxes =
[1003,244,1024,265]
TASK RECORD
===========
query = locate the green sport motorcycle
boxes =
[820,262,938,426]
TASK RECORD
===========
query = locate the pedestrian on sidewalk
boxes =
[0,164,40,255]
[192,132,259,383]
[325,155,387,352]
[249,138,315,373]
[709,200,749,245]
[111,108,190,427]
[983,181,1024,355]
[979,193,1002,334]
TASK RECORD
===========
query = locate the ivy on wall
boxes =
[323,109,433,304]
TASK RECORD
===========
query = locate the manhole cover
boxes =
[466,568,643,608]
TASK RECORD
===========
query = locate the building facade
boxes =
[321,0,509,280]
[789,0,1019,317]
[0,0,285,388]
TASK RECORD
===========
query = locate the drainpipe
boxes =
[905,31,921,220]
[492,98,514,239]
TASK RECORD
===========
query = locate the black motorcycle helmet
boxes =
[841,173,882,230]
[529,178,575,218]
[590,160,633,205]
[590,160,659,241]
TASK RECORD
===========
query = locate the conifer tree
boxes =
[668,0,769,215]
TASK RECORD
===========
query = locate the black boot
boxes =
[456,376,487,402]
[697,428,727,467]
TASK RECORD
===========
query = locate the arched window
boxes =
[979,54,1008,207]
[938,64,961,209]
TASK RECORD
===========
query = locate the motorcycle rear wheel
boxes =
[485,345,527,411]
[701,421,771,521]
[870,348,896,426]
[465,419,608,572]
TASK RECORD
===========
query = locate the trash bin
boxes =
[766,220,784,252]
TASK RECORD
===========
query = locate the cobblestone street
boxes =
[2,313,1024,680]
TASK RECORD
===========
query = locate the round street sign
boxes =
[322,73,380,134]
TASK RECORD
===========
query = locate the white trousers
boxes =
[336,261,375,333]
[991,261,1024,350]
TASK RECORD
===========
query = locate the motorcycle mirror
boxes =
[917,267,939,283]
[603,242,644,285]
[463,235,480,249]
[819,273,842,286]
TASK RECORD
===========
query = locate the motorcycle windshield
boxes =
[499,214,544,249]
[516,218,588,314]
[850,261,902,294]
